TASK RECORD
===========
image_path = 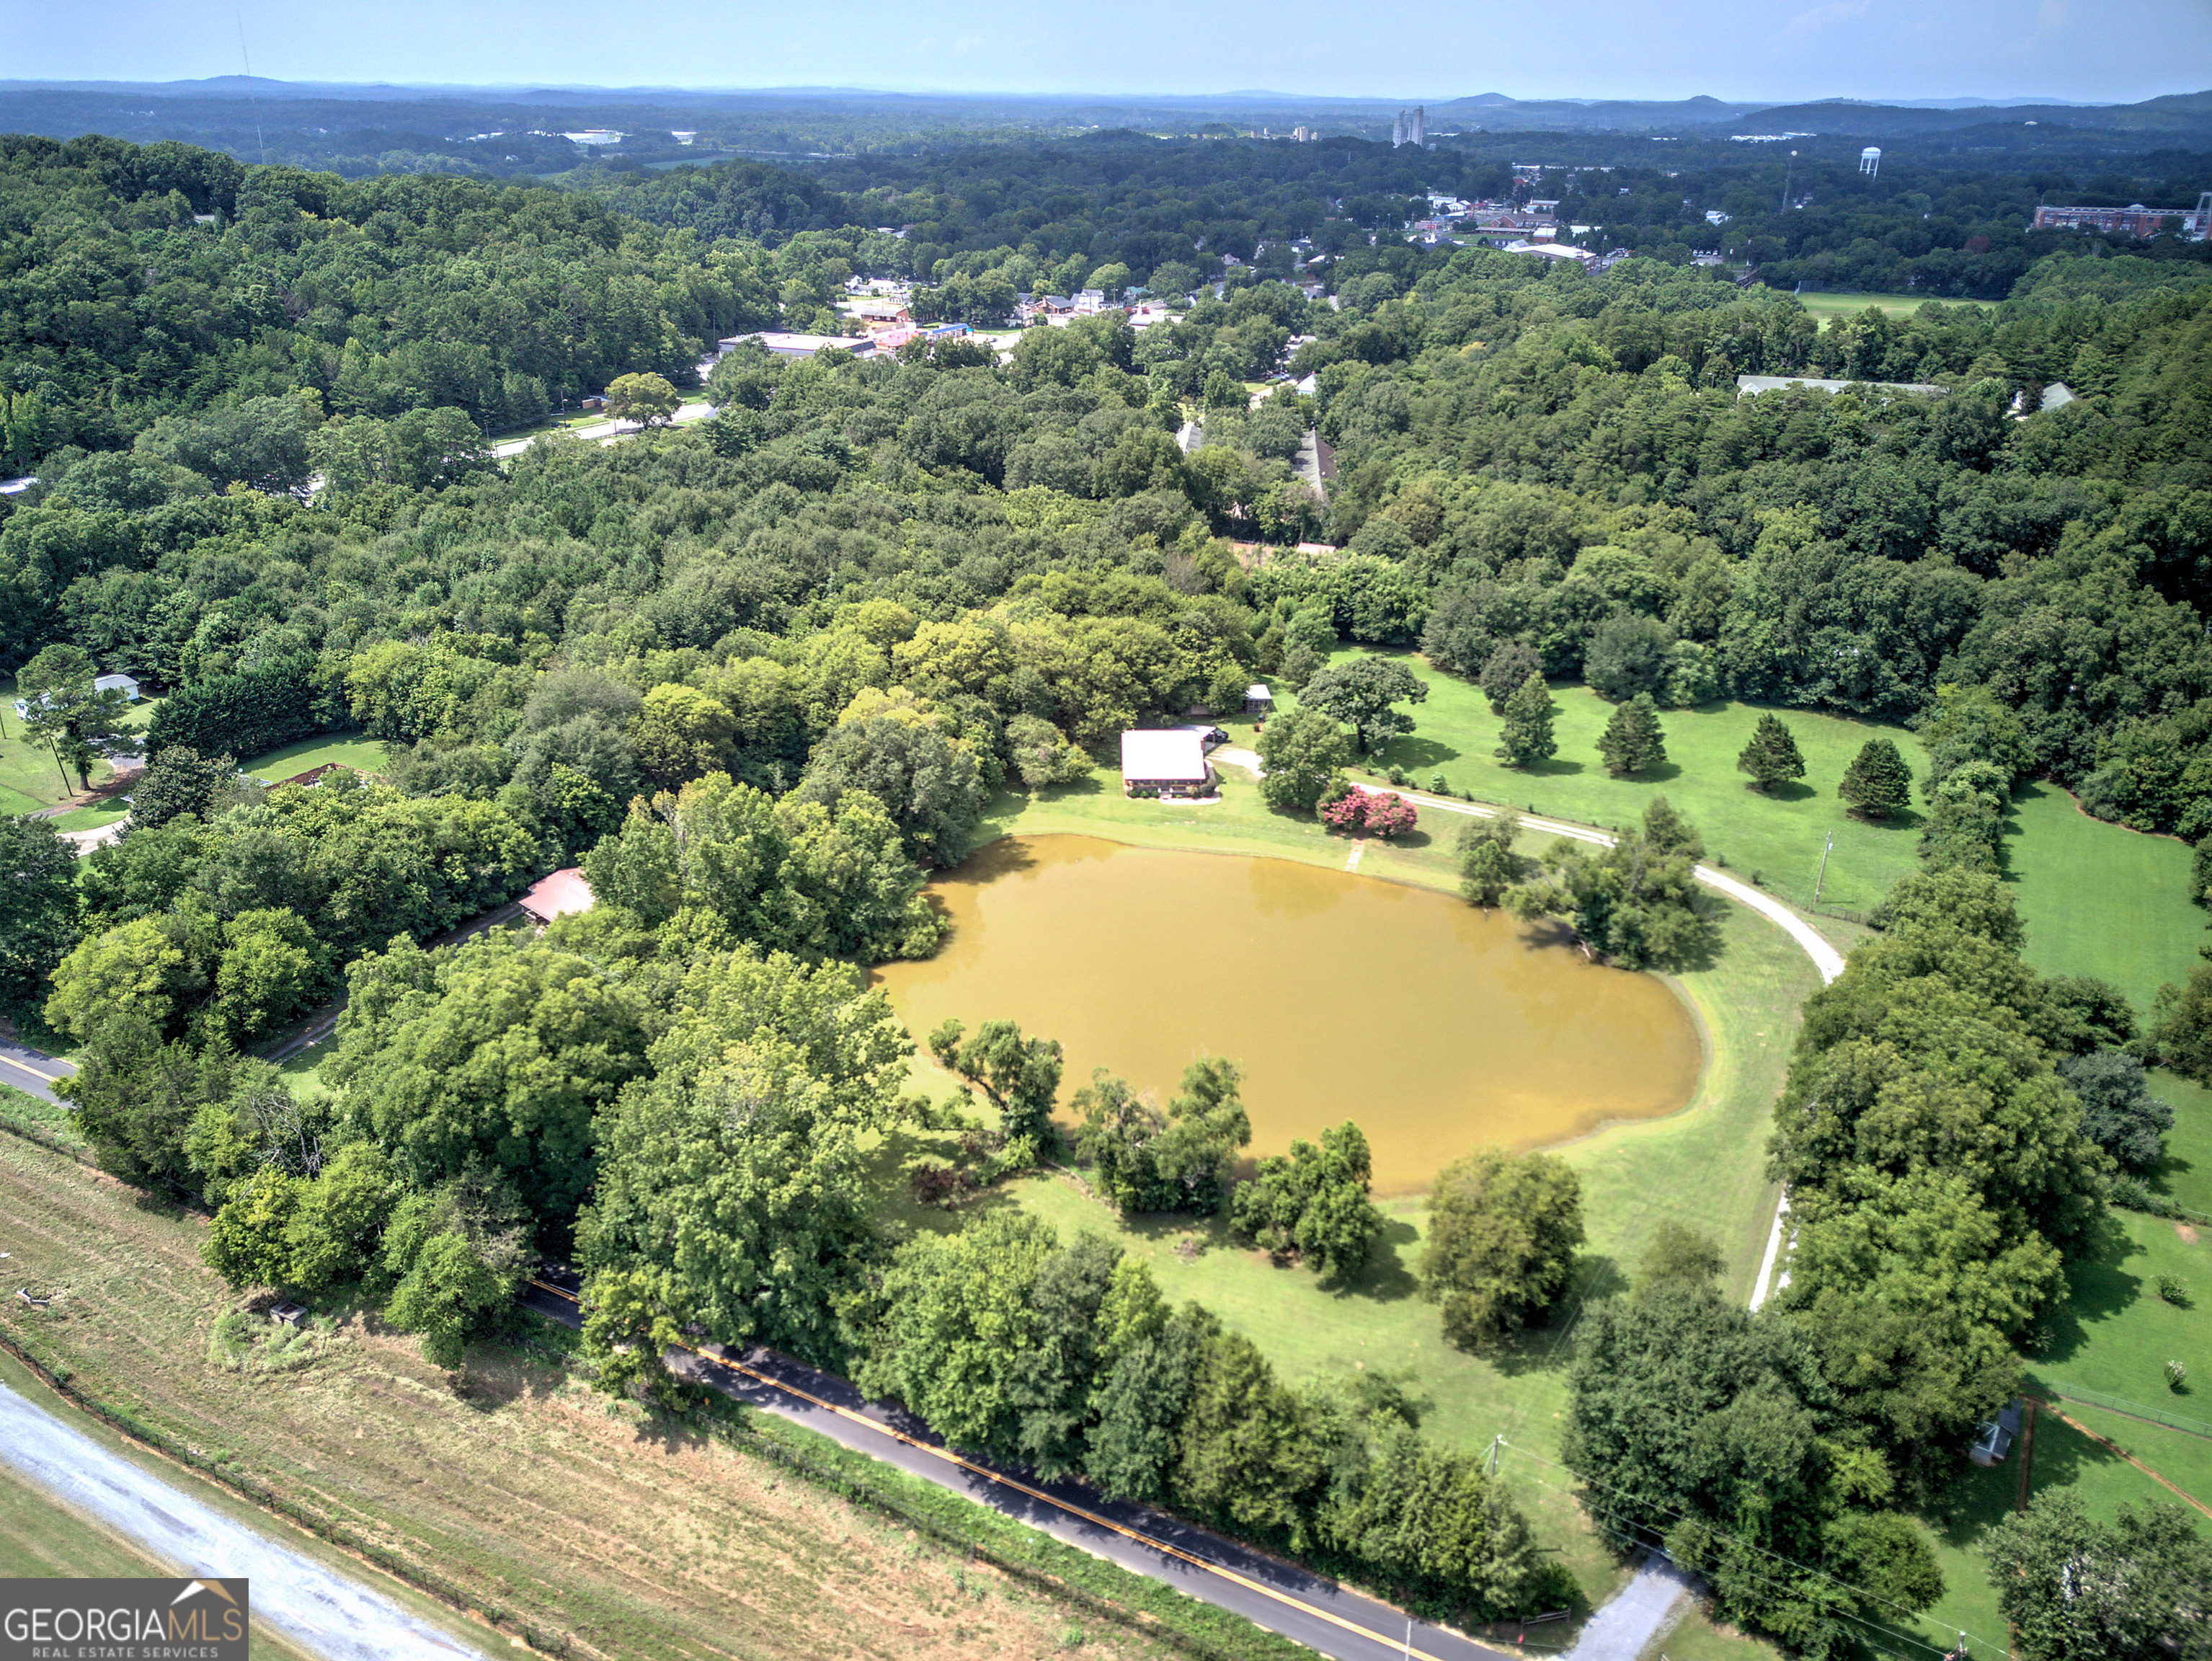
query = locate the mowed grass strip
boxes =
[0,1135,1192,1661]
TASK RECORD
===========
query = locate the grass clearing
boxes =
[1330,648,2208,1014]
[1792,291,1997,326]
[0,1132,1211,1661]
[0,1085,84,1151]
[242,735,391,784]
[1327,650,1927,921]
[45,794,131,832]
[2005,781,2205,1013]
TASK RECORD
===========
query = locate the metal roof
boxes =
[1119,730,1210,783]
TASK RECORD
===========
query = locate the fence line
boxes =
[2041,1380,2212,1442]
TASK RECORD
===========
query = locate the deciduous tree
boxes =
[1421,1146,1585,1348]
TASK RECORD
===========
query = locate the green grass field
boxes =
[45,794,131,832]
[2007,783,2205,1013]
[243,734,391,783]
[0,676,160,815]
[1336,650,1927,918]
[949,668,2212,1649]
[1331,649,2209,1017]
[1793,291,1998,326]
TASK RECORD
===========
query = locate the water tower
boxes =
[1860,146,1881,177]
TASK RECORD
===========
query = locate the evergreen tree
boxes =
[1596,693,1666,778]
[1736,713,1806,792]
[1838,738,1914,819]
[1495,673,1557,768]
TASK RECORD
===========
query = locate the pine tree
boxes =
[1736,713,1806,792]
[1495,673,1557,768]
[1838,738,1914,819]
[1596,693,1666,778]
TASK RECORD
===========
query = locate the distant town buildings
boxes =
[1292,125,1318,142]
[1390,107,1426,149]
[2032,200,2208,239]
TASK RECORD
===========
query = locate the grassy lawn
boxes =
[1793,291,1997,326]
[1325,650,1928,919]
[243,734,390,784]
[0,676,80,813]
[45,794,130,832]
[1906,1071,2212,1654]
[0,1134,1196,1661]
[2006,781,2205,1014]
[1329,649,2208,1016]
[0,1083,83,1149]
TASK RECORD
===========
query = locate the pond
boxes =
[870,836,1704,1195]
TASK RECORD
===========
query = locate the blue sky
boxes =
[12,0,2209,105]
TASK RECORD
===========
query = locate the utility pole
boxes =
[1813,830,1833,905]
[1782,150,1796,213]
[1485,1435,1502,1477]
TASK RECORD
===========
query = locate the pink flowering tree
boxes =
[1320,792,1368,834]
[1364,793,1418,838]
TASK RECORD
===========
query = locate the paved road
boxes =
[0,1379,483,1661]
[489,399,714,459]
[0,1040,71,1106]
[522,1277,1518,1661]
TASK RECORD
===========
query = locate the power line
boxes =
[234,12,267,166]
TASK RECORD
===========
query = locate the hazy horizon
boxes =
[15,0,2209,108]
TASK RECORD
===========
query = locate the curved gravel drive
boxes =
[0,1381,484,1661]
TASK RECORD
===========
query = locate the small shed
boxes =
[520,867,595,926]
[1120,730,1213,798]
[1244,683,1274,714]
[1969,1399,2023,1466]
[94,673,141,701]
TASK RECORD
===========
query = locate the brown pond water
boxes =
[870,836,1703,1195]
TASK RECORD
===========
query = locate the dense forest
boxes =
[6,127,2212,1652]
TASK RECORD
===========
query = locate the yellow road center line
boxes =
[526,1280,1472,1661]
[0,1055,65,1084]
